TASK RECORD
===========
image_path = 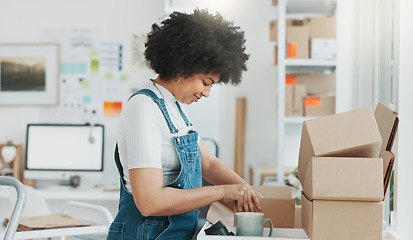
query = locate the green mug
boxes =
[235,212,273,237]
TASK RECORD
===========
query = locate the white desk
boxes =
[197,222,400,240]
[0,186,119,222]
[0,221,108,239]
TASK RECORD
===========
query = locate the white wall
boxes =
[0,0,279,185]
[0,0,357,187]
[394,0,413,238]
[0,0,355,186]
[0,0,165,185]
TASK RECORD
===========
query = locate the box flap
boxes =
[374,102,399,155]
[298,107,382,186]
[252,185,293,199]
[206,201,234,228]
[304,157,383,201]
[382,151,395,198]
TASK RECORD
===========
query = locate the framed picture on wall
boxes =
[0,43,59,105]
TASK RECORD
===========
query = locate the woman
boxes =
[107,9,261,240]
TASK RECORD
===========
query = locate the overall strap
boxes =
[114,144,126,186]
[128,89,179,134]
[175,101,193,127]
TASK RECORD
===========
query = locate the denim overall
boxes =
[107,89,202,240]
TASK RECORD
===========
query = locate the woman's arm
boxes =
[129,167,249,217]
[199,140,262,212]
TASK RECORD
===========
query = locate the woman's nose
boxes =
[202,89,210,98]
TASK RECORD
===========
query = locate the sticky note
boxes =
[103,101,122,116]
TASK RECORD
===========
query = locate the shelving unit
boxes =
[275,0,337,185]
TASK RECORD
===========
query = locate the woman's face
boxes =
[174,73,220,104]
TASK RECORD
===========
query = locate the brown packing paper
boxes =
[298,107,382,186]
[4,214,91,231]
[206,202,234,228]
[301,192,383,240]
[303,157,383,201]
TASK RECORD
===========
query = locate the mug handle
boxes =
[264,218,273,237]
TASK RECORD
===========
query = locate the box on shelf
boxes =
[286,26,310,58]
[303,157,383,201]
[301,192,383,240]
[272,0,278,6]
[286,76,306,116]
[303,17,336,39]
[296,74,335,95]
[206,186,296,229]
[298,107,382,185]
[311,38,337,60]
[270,19,303,42]
[304,95,335,117]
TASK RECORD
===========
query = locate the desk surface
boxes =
[197,222,399,240]
[0,220,108,239]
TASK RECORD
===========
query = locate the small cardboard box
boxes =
[206,186,296,229]
[301,192,383,240]
[270,19,303,42]
[303,17,336,39]
[286,83,306,116]
[303,157,384,201]
[296,74,336,95]
[304,95,335,116]
[298,107,383,185]
[286,26,310,58]
[311,38,337,60]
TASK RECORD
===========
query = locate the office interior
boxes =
[0,0,412,239]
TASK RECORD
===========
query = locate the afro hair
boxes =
[144,9,249,85]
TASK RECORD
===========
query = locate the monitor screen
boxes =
[24,124,104,181]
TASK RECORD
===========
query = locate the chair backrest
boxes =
[0,176,26,240]
[9,184,50,217]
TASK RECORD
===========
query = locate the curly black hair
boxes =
[145,9,249,85]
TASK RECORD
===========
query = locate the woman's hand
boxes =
[221,184,263,212]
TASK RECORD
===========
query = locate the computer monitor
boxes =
[24,124,104,182]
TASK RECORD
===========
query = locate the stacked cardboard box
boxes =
[298,104,398,240]
[285,74,336,117]
[270,16,336,62]
[304,17,337,60]
[285,75,306,116]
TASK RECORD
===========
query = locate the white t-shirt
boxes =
[117,82,199,192]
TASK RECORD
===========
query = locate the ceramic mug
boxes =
[235,212,273,237]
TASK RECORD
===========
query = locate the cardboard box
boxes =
[303,157,383,201]
[298,107,383,185]
[286,26,310,58]
[303,17,336,39]
[311,38,337,60]
[301,192,383,240]
[374,102,399,197]
[286,83,306,116]
[304,95,335,116]
[206,186,296,228]
[272,0,278,6]
[296,74,335,95]
[270,19,303,42]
